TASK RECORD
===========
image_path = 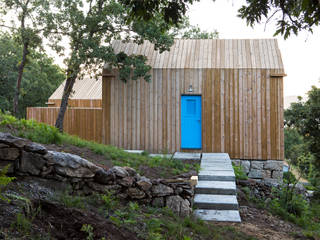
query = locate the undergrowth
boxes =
[0,165,15,202]
[0,112,198,176]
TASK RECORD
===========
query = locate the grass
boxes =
[56,191,256,240]
[0,112,199,177]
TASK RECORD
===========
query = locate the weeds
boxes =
[0,165,15,202]
[232,163,248,180]
[81,224,94,240]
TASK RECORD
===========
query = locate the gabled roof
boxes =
[49,77,101,100]
[111,39,284,69]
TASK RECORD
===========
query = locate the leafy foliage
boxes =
[0,165,15,202]
[232,163,248,180]
[238,0,320,39]
[0,33,64,117]
[284,86,320,187]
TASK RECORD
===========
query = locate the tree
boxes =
[175,17,219,39]
[44,0,178,132]
[238,0,320,39]
[285,85,320,184]
[0,33,65,117]
[0,0,51,116]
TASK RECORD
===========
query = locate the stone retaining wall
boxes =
[0,132,193,216]
[232,159,283,182]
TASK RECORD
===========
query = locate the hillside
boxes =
[0,113,319,240]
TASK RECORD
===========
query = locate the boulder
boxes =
[0,160,14,174]
[241,160,250,173]
[137,176,152,191]
[19,151,46,175]
[248,169,263,179]
[166,195,191,216]
[251,161,264,170]
[0,143,9,148]
[272,170,283,179]
[0,147,20,161]
[44,151,102,177]
[0,132,26,148]
[118,176,134,187]
[111,166,129,178]
[94,169,115,184]
[86,182,122,193]
[127,187,145,199]
[152,183,174,197]
[55,166,95,178]
[123,166,137,177]
[24,142,47,155]
[264,160,283,171]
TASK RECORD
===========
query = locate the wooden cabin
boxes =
[28,39,285,179]
[102,39,285,161]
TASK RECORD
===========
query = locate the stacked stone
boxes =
[232,159,283,182]
[0,132,193,216]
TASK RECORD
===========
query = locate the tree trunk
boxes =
[55,74,77,132]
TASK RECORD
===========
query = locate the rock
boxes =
[248,169,263,179]
[151,197,164,207]
[241,160,250,173]
[181,188,193,197]
[137,176,152,191]
[94,169,115,184]
[87,182,121,193]
[24,142,47,154]
[262,170,272,178]
[0,143,9,148]
[152,184,174,197]
[175,187,183,195]
[127,187,145,199]
[0,147,20,161]
[272,170,283,179]
[264,160,283,171]
[55,166,95,178]
[166,195,191,216]
[19,151,46,175]
[0,132,26,148]
[251,161,264,170]
[232,159,241,166]
[123,166,137,177]
[180,199,191,217]
[111,166,128,178]
[0,160,14,174]
[44,151,102,177]
[118,176,134,187]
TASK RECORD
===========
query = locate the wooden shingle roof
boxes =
[49,77,101,100]
[111,39,284,70]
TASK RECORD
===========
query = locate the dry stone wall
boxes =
[0,132,193,216]
[232,159,283,182]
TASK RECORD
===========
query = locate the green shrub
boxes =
[232,163,248,180]
[0,165,15,202]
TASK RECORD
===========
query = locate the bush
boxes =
[232,163,248,180]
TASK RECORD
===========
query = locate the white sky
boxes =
[188,0,320,97]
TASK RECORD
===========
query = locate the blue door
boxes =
[181,95,202,149]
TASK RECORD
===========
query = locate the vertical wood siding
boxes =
[105,68,284,160]
[27,107,102,143]
[47,99,102,108]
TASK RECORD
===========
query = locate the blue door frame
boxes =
[181,95,202,149]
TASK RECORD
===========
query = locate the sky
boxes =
[187,0,320,98]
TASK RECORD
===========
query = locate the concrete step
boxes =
[173,152,201,161]
[194,194,239,210]
[198,170,235,181]
[195,181,236,195]
[200,165,233,171]
[202,153,230,160]
[194,209,241,222]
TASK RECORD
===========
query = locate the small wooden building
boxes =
[102,39,285,162]
[28,39,286,175]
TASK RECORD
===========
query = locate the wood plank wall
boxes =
[27,107,103,143]
[105,68,284,160]
[47,99,102,108]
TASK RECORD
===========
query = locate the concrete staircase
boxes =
[194,153,241,222]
